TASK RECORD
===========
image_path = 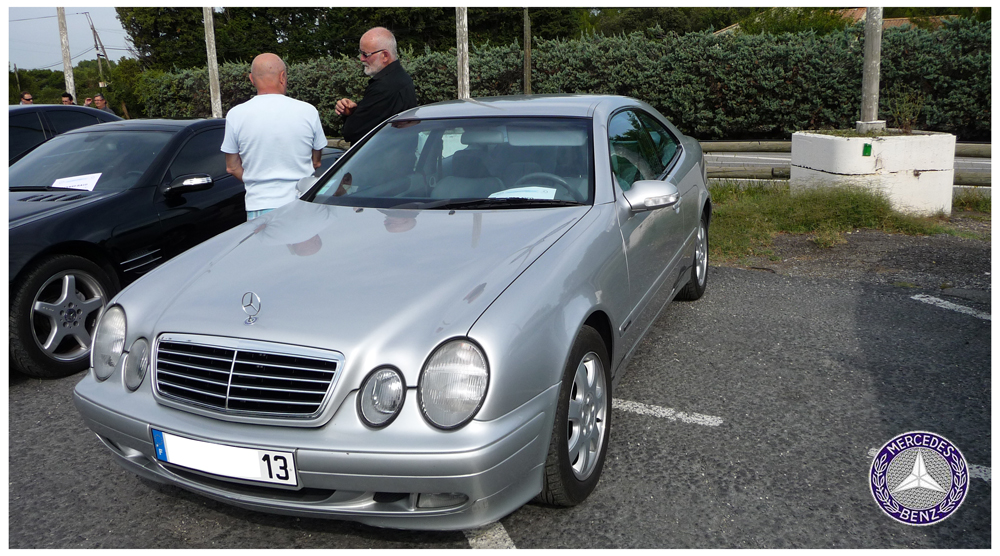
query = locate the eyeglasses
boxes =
[23,97,33,102]
[359,49,385,59]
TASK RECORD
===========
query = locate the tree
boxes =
[736,8,853,36]
[590,8,764,36]
[116,8,209,70]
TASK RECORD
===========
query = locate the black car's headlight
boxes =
[357,367,405,427]
[123,338,150,391]
[92,306,126,381]
[418,339,489,430]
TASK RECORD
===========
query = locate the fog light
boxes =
[123,338,150,391]
[416,492,469,509]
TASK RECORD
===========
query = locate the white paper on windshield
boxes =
[51,173,102,191]
[489,186,557,200]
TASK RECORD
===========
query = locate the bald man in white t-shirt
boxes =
[222,53,327,220]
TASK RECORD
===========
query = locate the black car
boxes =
[9,118,344,378]
[9,104,122,165]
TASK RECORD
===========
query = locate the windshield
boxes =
[9,129,173,192]
[311,117,594,209]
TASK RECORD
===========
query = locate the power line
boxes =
[35,47,96,70]
[10,12,91,22]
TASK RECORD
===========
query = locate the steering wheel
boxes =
[514,172,584,202]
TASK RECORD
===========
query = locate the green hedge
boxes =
[129,18,989,141]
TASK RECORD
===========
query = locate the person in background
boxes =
[84,93,115,114]
[61,92,75,105]
[222,53,327,221]
[335,27,416,145]
[19,91,33,104]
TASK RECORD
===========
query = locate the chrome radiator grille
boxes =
[154,337,339,418]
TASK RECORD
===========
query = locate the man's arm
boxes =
[312,149,323,170]
[225,153,245,182]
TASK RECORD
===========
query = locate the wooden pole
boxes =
[857,7,885,133]
[523,8,531,95]
[203,7,223,118]
[57,8,76,102]
[456,7,469,99]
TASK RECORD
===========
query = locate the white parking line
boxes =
[911,294,991,321]
[613,399,724,427]
[867,448,991,482]
[464,521,517,549]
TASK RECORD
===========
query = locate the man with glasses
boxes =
[84,93,115,115]
[335,27,416,144]
[19,91,33,104]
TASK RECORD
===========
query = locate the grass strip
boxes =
[708,181,970,263]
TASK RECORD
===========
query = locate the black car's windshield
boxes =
[311,117,594,209]
[9,129,173,192]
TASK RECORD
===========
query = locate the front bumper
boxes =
[73,377,558,530]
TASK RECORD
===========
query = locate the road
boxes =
[9,265,990,548]
[706,152,991,180]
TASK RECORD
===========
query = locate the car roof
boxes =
[60,118,223,134]
[398,94,637,120]
[8,104,122,119]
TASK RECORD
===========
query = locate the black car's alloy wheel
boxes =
[536,325,611,506]
[10,255,115,378]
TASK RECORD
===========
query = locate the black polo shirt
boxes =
[341,60,417,144]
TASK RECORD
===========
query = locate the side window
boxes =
[47,111,101,134]
[638,113,680,170]
[607,111,661,191]
[167,129,227,181]
[9,112,47,160]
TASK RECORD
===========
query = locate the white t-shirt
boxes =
[221,94,327,211]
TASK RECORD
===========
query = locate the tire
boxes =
[536,326,611,506]
[675,211,709,301]
[10,255,116,378]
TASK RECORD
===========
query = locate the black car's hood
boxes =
[9,189,118,228]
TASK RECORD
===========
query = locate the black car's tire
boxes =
[676,212,709,302]
[536,325,611,506]
[10,255,115,378]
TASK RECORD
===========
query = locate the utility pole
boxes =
[857,7,885,134]
[13,63,21,92]
[203,7,222,118]
[456,7,469,99]
[85,12,110,89]
[57,8,76,102]
[523,8,531,95]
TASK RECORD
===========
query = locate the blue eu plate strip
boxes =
[152,429,167,461]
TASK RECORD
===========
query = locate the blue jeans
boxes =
[247,208,273,221]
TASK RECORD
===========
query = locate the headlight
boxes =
[92,306,126,381]
[123,338,150,391]
[418,339,489,429]
[357,367,405,427]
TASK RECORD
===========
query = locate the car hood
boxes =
[9,189,117,227]
[131,200,589,377]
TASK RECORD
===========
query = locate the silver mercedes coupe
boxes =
[73,95,711,530]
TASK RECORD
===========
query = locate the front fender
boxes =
[469,202,628,421]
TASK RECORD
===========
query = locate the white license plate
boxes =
[152,429,297,486]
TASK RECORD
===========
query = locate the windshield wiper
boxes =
[429,197,585,210]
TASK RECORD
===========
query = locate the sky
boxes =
[8,7,134,71]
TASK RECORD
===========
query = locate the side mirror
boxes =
[296,175,319,198]
[164,174,213,196]
[621,180,680,212]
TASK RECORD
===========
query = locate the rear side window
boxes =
[637,113,680,170]
[167,128,228,180]
[47,110,102,134]
[9,112,47,161]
